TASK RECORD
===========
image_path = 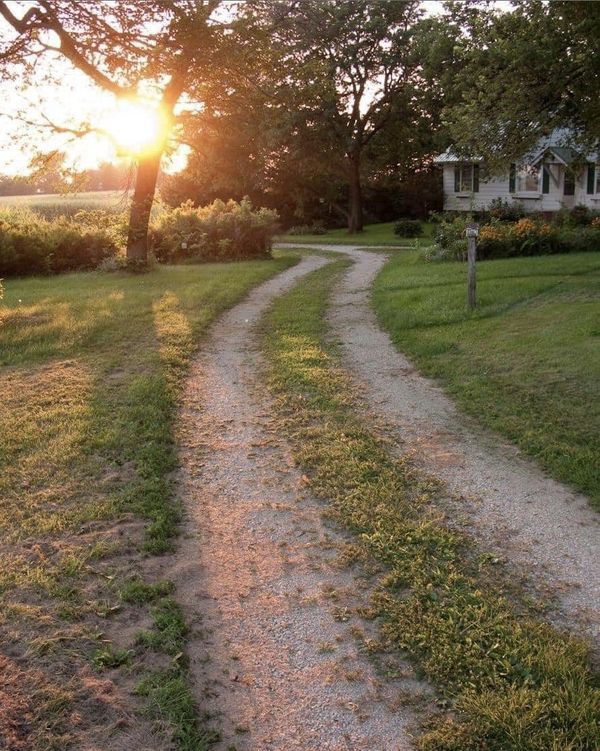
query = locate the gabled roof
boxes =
[529,146,581,166]
[434,128,597,166]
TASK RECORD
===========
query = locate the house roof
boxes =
[434,129,597,165]
[529,146,581,166]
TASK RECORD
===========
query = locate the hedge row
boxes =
[150,198,278,263]
[429,215,600,261]
[0,198,280,277]
[0,209,118,276]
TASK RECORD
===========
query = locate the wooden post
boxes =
[466,224,479,310]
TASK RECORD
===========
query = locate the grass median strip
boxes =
[0,254,296,749]
[262,258,599,751]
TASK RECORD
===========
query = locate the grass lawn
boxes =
[0,254,295,749]
[262,259,599,751]
[277,220,434,246]
[373,251,600,509]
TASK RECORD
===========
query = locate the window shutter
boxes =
[473,164,480,193]
[454,166,460,192]
[509,163,516,193]
[587,164,595,194]
[542,166,550,194]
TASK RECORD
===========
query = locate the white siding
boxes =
[441,163,600,213]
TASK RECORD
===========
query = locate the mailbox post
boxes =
[465,223,479,310]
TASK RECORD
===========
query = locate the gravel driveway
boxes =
[169,255,427,750]
[290,243,599,646]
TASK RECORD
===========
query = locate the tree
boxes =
[0,0,223,261]
[243,0,427,233]
[444,0,600,171]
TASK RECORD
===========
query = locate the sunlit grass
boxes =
[0,255,296,748]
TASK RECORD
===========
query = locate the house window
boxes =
[453,164,479,193]
[586,163,599,195]
[515,164,540,192]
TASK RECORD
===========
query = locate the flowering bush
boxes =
[429,214,600,261]
[151,198,279,263]
[0,208,118,277]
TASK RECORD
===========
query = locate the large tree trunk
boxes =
[347,151,363,234]
[126,150,162,262]
[124,72,186,263]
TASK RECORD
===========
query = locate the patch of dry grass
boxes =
[0,256,295,749]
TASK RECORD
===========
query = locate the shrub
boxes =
[555,226,600,253]
[151,198,279,263]
[73,209,129,246]
[568,204,594,227]
[393,218,423,237]
[430,214,600,262]
[487,198,527,222]
[429,210,462,224]
[433,214,471,259]
[286,222,327,235]
[554,204,600,228]
[0,208,118,277]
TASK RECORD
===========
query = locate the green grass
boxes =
[0,254,296,748]
[262,259,599,751]
[372,251,600,508]
[277,220,434,246]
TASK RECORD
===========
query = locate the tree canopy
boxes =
[444,0,600,170]
[0,0,224,260]
[169,0,453,232]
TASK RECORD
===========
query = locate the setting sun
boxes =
[104,98,168,156]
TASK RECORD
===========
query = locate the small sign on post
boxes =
[465,223,479,310]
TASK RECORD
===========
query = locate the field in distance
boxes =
[0,190,131,218]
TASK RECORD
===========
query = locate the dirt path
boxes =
[169,256,428,751]
[295,243,599,646]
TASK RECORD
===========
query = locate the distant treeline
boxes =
[0,161,132,196]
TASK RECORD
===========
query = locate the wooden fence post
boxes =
[466,223,479,310]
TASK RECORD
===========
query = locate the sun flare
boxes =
[104,99,167,156]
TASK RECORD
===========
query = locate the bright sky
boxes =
[0,55,190,176]
[0,2,192,178]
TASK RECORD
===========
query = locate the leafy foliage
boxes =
[444,2,600,169]
[286,223,327,236]
[393,218,423,237]
[430,214,600,261]
[151,198,279,263]
[487,198,527,223]
[0,208,117,276]
[173,0,448,233]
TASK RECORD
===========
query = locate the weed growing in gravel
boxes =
[263,259,600,751]
[136,596,219,751]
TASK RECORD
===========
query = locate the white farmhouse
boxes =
[434,131,599,214]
